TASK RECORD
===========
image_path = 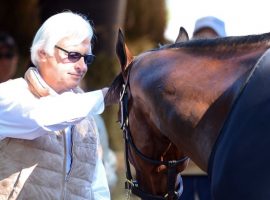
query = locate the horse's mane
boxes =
[105,70,125,105]
[158,32,270,53]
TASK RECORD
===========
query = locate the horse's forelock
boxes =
[106,73,125,104]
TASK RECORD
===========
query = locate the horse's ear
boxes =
[116,29,133,78]
[175,27,189,43]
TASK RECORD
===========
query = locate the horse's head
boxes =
[105,29,270,200]
[106,30,189,199]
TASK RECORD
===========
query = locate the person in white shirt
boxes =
[0,11,110,200]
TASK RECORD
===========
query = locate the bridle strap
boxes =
[120,71,188,200]
[126,123,188,166]
[124,125,187,199]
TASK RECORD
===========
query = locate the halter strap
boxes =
[119,70,188,199]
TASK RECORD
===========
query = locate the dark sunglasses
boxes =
[55,45,95,65]
[0,52,15,59]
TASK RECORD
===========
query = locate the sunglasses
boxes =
[55,45,95,65]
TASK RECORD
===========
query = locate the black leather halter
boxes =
[119,70,189,200]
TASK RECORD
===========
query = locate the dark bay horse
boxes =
[105,29,270,200]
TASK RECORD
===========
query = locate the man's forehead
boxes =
[59,37,90,45]
[58,38,92,53]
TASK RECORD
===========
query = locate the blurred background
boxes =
[1,0,270,199]
[165,0,270,41]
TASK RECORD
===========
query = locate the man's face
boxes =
[38,37,91,94]
[0,46,18,83]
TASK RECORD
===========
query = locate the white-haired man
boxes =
[0,11,110,200]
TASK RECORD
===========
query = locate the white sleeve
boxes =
[92,156,111,200]
[0,79,105,140]
[29,90,105,128]
[91,120,111,200]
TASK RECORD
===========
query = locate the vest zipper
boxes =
[63,127,74,199]
[65,126,74,182]
[60,129,67,200]
[62,126,74,200]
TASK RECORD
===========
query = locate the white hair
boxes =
[30,11,94,67]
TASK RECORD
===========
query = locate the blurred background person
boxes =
[180,16,226,200]
[192,16,226,39]
[0,32,18,83]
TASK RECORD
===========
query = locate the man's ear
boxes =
[38,50,47,62]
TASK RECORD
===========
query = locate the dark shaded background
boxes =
[0,0,168,198]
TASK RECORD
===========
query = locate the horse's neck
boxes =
[164,48,269,171]
[190,82,245,171]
